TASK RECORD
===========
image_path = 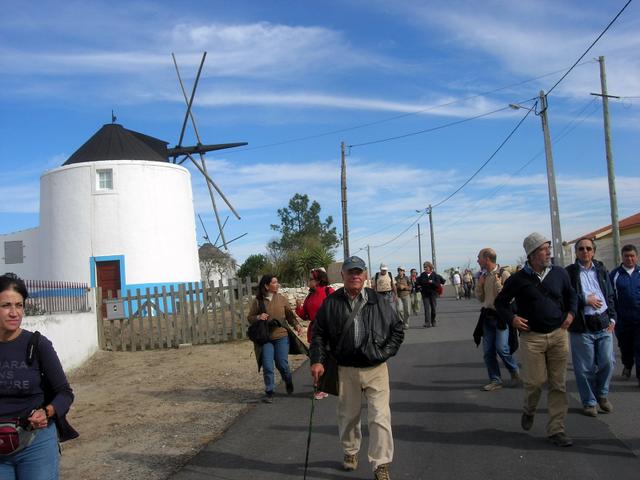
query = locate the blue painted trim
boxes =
[89,255,126,291]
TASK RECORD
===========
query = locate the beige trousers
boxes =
[337,363,393,470]
[519,328,569,436]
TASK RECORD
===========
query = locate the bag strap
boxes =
[336,295,365,351]
[26,331,41,367]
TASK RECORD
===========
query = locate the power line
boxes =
[219,62,596,155]
[369,212,426,249]
[429,105,535,209]
[348,106,512,149]
[351,211,423,243]
[546,0,633,95]
[439,97,600,230]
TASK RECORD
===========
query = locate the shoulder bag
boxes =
[247,299,272,345]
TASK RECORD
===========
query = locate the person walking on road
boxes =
[417,261,445,328]
[409,268,421,315]
[296,268,334,400]
[247,275,304,404]
[374,263,397,311]
[395,267,411,329]
[475,248,521,392]
[310,256,404,480]
[565,237,616,416]
[463,269,474,299]
[610,244,640,386]
[495,233,577,448]
[453,271,462,300]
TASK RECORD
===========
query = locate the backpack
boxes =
[375,271,394,287]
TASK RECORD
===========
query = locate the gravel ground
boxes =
[60,338,308,479]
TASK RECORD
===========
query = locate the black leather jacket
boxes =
[310,287,404,368]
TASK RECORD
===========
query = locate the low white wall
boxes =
[22,312,99,372]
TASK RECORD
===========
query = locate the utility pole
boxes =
[417,223,423,268]
[592,56,621,266]
[366,244,372,284]
[427,205,437,272]
[539,90,565,266]
[340,141,350,260]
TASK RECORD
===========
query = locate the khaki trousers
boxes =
[519,328,569,436]
[337,363,393,470]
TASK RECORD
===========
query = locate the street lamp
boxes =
[510,91,565,266]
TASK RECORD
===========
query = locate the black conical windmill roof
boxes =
[63,124,170,165]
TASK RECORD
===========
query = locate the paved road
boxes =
[171,298,639,480]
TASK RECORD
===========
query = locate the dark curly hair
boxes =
[0,273,29,300]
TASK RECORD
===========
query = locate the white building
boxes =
[1,123,201,297]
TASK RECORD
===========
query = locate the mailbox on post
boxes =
[104,298,125,320]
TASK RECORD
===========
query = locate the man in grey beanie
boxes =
[495,232,578,447]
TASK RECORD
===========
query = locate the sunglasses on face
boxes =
[578,246,593,252]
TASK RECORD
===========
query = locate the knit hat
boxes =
[523,232,551,256]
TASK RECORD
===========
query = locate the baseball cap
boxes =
[342,256,367,271]
[380,263,388,270]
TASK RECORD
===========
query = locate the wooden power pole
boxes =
[593,56,621,266]
[340,141,350,260]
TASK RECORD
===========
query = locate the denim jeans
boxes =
[261,335,292,393]
[0,422,59,480]
[482,317,519,382]
[570,330,614,407]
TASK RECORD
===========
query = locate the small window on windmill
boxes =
[97,169,113,190]
[4,240,24,264]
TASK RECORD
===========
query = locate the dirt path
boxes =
[60,339,308,479]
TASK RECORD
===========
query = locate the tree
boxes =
[237,254,271,281]
[270,193,340,251]
[199,243,236,284]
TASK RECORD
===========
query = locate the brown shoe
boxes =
[597,397,613,413]
[374,463,391,480]
[582,405,597,417]
[481,380,503,391]
[548,432,573,447]
[343,454,358,471]
[521,413,534,431]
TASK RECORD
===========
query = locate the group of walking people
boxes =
[372,262,446,330]
[478,233,640,448]
[245,231,640,480]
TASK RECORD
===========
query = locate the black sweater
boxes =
[495,266,577,334]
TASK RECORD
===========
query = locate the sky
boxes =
[1,0,639,275]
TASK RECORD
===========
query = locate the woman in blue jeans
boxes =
[0,273,76,480]
[247,274,303,403]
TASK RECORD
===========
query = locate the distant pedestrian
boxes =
[463,269,474,299]
[310,256,404,480]
[495,233,577,447]
[610,244,640,387]
[409,268,421,314]
[296,268,334,400]
[417,261,445,328]
[247,275,304,404]
[565,237,616,416]
[453,271,462,300]
[475,248,521,392]
[395,267,411,329]
[374,263,397,310]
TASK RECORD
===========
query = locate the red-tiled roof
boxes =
[567,212,640,243]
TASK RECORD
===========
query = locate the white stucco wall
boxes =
[0,227,40,279]
[22,312,99,372]
[39,160,201,285]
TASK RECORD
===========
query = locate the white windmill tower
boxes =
[37,52,247,297]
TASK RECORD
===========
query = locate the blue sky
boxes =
[1,0,639,274]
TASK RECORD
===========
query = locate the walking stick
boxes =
[303,385,318,480]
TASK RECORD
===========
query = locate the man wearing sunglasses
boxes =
[565,238,616,417]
